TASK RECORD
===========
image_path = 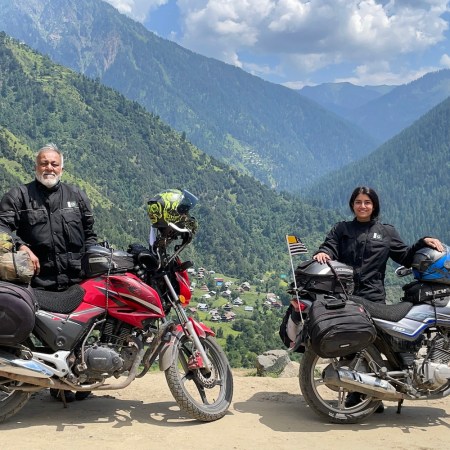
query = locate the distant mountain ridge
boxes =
[299,71,450,143]
[0,0,377,192]
[299,82,395,117]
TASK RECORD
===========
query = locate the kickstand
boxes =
[396,399,404,414]
[57,390,69,408]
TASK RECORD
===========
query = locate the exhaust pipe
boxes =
[323,365,407,401]
[0,351,53,379]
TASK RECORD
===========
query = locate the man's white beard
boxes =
[36,172,61,188]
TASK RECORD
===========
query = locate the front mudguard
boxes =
[158,317,214,372]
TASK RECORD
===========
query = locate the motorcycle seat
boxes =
[350,295,414,322]
[33,284,85,314]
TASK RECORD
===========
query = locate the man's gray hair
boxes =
[36,143,64,168]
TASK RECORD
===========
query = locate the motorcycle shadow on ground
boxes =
[2,388,450,434]
[233,391,450,433]
[0,390,217,431]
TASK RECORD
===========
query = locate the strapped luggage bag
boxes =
[402,280,450,304]
[306,295,376,358]
[0,231,34,284]
[0,281,37,345]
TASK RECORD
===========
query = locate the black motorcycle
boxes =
[281,245,450,423]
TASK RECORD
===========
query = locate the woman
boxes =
[314,186,443,411]
[313,186,443,303]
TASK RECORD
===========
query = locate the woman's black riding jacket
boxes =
[0,180,97,290]
[316,219,426,303]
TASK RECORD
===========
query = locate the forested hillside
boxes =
[0,33,341,280]
[0,0,377,192]
[304,97,450,245]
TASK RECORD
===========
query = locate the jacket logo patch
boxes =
[372,233,382,240]
[67,201,77,208]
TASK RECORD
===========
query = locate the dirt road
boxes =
[1,371,450,449]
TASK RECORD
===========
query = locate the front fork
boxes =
[162,274,213,373]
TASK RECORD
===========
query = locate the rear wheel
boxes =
[0,379,31,423]
[299,345,384,424]
[165,335,233,422]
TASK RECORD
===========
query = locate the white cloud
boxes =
[175,0,450,83]
[282,79,315,90]
[105,0,168,22]
[440,53,450,67]
[105,0,450,85]
[335,61,440,86]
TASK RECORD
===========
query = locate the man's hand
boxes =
[19,245,40,274]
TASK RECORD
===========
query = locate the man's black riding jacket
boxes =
[0,180,97,290]
[316,219,426,303]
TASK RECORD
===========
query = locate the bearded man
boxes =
[0,143,97,291]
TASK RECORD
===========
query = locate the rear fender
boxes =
[158,318,215,371]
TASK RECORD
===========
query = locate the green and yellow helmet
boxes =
[147,189,198,229]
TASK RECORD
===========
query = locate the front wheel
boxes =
[299,345,384,424]
[0,379,32,423]
[165,335,233,422]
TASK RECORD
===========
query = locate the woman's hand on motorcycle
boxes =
[313,252,331,264]
[19,244,40,274]
[424,237,444,252]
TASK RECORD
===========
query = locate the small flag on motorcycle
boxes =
[286,235,308,256]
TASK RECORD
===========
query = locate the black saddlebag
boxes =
[306,295,376,358]
[401,281,450,304]
[0,281,37,345]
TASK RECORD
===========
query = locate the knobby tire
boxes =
[165,335,233,422]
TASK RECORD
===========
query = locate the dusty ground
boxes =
[1,370,450,450]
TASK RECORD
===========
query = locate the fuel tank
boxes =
[80,273,165,327]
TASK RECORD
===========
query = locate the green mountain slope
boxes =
[0,0,377,192]
[0,33,342,278]
[304,97,450,245]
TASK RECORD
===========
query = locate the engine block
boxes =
[84,345,123,374]
[428,336,450,364]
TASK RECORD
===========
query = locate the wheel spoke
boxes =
[164,335,233,421]
[299,346,384,423]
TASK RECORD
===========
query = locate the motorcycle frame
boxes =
[0,223,216,389]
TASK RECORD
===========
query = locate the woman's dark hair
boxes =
[349,186,380,220]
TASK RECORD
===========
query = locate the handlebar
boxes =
[167,222,192,235]
[395,266,413,277]
[150,222,193,267]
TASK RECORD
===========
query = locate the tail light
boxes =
[290,298,309,312]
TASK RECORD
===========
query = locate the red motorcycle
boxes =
[0,190,233,423]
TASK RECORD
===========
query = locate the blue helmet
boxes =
[412,244,450,284]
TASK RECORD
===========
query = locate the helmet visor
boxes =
[177,189,198,215]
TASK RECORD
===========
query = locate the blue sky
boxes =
[105,0,450,88]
